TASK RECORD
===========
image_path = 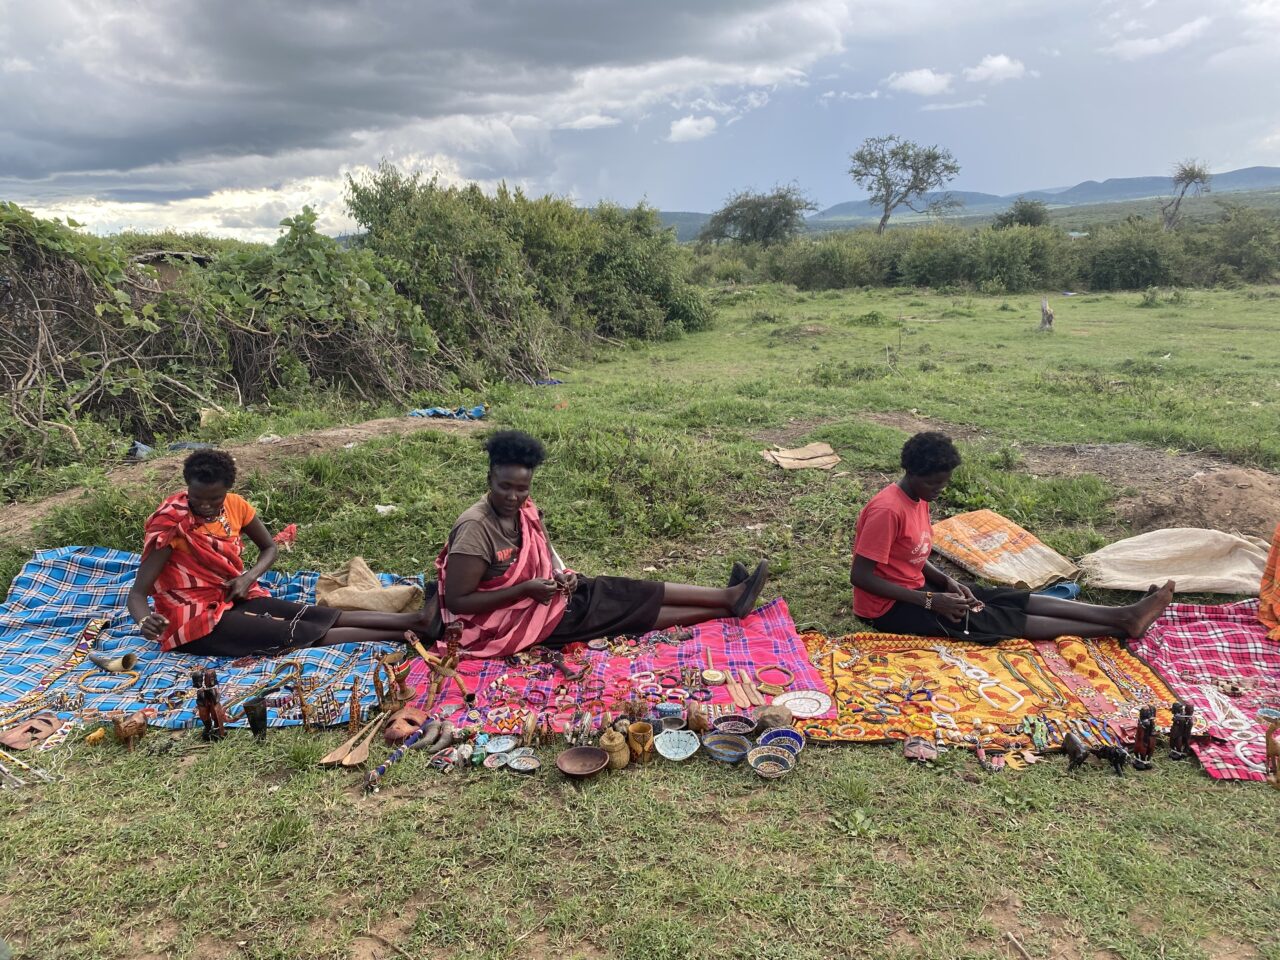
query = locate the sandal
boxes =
[727,561,749,588]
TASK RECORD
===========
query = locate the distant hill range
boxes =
[659,165,1280,240]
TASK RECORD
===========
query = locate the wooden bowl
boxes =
[555,746,609,779]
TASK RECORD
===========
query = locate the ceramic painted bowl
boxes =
[556,746,610,779]
[486,735,518,755]
[483,751,510,769]
[654,729,700,761]
[747,745,795,780]
[712,713,757,736]
[506,746,535,760]
[507,755,541,774]
[758,727,805,756]
[701,732,751,764]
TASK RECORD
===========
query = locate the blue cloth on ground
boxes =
[0,547,421,729]
[407,405,486,420]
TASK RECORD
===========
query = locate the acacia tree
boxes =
[847,135,961,234]
[992,196,1050,229]
[697,185,817,246]
[1160,159,1211,231]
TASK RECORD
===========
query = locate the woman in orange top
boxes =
[127,450,435,656]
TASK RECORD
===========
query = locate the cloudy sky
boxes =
[1,0,1275,239]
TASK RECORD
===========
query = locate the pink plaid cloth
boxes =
[1130,600,1280,781]
[407,598,829,730]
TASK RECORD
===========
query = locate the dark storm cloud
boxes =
[0,0,811,186]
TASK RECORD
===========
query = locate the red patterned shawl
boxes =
[142,492,268,651]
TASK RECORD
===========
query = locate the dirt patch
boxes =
[0,416,483,544]
[859,410,988,442]
[1114,467,1280,541]
[752,417,840,447]
[856,412,1280,539]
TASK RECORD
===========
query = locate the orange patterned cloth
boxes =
[799,632,1178,752]
[1260,522,1280,640]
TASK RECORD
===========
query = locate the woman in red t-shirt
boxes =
[850,432,1174,643]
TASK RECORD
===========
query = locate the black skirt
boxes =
[544,576,664,646]
[870,584,1030,644]
[173,597,342,657]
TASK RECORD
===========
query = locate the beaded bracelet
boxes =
[930,694,960,713]
[664,688,689,703]
[804,724,832,740]
[874,702,902,716]
[638,684,662,698]
[862,711,888,724]
[582,679,606,696]
[524,689,548,706]
[688,688,713,702]
[630,671,656,684]
[659,673,681,688]
[836,723,867,739]
[885,728,910,741]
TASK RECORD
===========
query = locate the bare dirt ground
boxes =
[848,411,1279,539]
[0,416,483,544]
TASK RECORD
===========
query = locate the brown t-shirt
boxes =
[447,498,522,581]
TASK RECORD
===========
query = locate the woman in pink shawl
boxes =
[438,431,768,675]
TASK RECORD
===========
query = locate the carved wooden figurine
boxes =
[1169,702,1194,761]
[1131,705,1156,771]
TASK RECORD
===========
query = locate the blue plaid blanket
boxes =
[0,547,420,730]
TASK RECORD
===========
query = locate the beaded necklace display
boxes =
[1084,640,1163,708]
[932,645,1025,712]
[0,618,107,730]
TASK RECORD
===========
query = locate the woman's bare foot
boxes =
[1123,580,1175,638]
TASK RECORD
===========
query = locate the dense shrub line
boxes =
[692,207,1280,292]
[0,168,709,490]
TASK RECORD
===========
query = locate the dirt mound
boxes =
[1116,468,1280,540]
[0,416,484,544]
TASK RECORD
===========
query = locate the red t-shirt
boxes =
[852,483,932,619]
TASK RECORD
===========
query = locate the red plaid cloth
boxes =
[407,598,827,730]
[1129,600,1280,781]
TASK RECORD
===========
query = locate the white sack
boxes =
[1080,527,1269,595]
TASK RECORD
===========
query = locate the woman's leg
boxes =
[1024,581,1173,638]
[651,605,734,630]
[661,584,739,608]
[1020,615,1124,641]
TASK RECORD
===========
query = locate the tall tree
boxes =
[1160,159,1211,232]
[847,135,961,234]
[697,185,817,246]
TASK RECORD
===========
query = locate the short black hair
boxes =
[484,430,546,470]
[183,449,237,487]
[900,432,961,476]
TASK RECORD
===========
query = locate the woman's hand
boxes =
[223,573,257,603]
[930,591,972,622]
[948,580,985,612]
[137,613,169,641]
[554,570,579,597]
[522,578,561,603]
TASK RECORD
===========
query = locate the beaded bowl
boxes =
[654,729,700,761]
[701,732,751,764]
[506,755,541,774]
[486,735,518,755]
[758,727,805,756]
[654,703,684,720]
[712,713,757,736]
[747,745,795,780]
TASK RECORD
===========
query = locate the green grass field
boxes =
[2,285,1279,960]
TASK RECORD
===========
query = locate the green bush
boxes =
[1082,217,1183,290]
[347,166,710,380]
[899,225,975,288]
